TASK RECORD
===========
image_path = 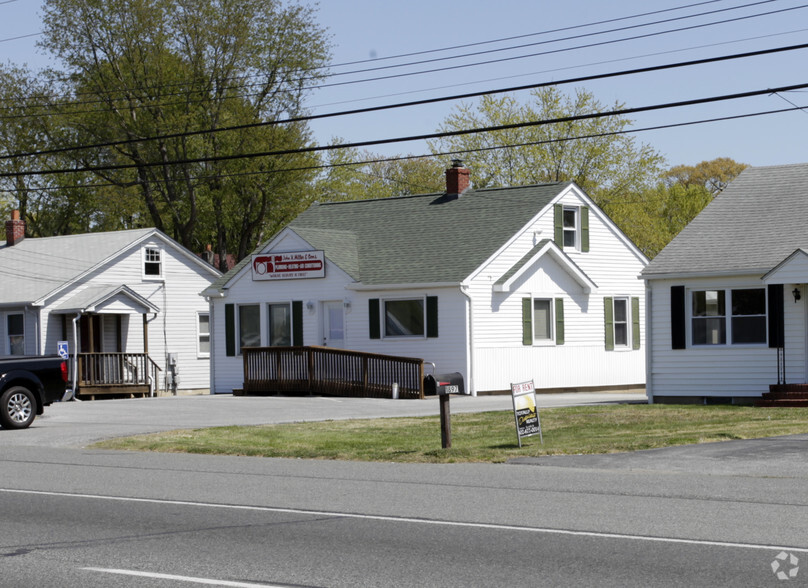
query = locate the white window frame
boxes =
[6,312,24,356]
[611,297,630,349]
[562,206,579,250]
[383,297,426,339]
[196,312,210,357]
[266,302,293,347]
[143,246,163,280]
[531,297,555,345]
[689,288,767,347]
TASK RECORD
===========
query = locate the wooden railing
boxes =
[242,346,424,399]
[77,352,162,395]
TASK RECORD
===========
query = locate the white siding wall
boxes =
[38,238,217,391]
[468,187,647,393]
[210,256,468,392]
[646,276,804,399]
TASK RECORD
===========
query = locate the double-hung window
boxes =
[563,207,578,249]
[691,288,766,345]
[197,313,210,356]
[604,297,640,350]
[144,246,162,278]
[7,313,23,355]
[554,203,589,252]
[532,299,553,341]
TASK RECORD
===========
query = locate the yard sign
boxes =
[511,380,543,447]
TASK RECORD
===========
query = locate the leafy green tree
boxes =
[663,157,748,196]
[37,0,330,266]
[428,87,665,203]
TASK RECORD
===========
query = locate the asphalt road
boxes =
[0,393,805,587]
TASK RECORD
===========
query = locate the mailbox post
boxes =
[424,371,466,449]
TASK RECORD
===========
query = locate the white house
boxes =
[642,162,808,404]
[204,162,648,396]
[0,214,221,396]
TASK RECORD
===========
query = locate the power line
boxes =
[324,0,728,69]
[323,0,778,79]
[4,104,804,195]
[5,81,808,179]
[5,42,808,162]
[2,0,792,113]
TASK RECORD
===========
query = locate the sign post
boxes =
[510,380,542,447]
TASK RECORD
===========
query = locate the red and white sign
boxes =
[251,251,325,281]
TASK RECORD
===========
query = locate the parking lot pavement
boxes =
[0,392,646,448]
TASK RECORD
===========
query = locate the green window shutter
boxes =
[369,299,380,339]
[768,284,784,348]
[225,303,235,357]
[581,206,590,252]
[670,285,686,350]
[292,301,303,346]
[604,297,614,351]
[631,297,640,350]
[522,298,532,345]
[555,298,565,345]
[553,204,563,249]
[426,296,438,338]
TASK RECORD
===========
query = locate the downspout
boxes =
[645,285,653,404]
[460,284,476,397]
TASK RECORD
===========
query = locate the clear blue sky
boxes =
[3,0,808,168]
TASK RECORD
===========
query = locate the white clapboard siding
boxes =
[646,277,803,399]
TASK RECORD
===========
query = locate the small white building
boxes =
[0,215,221,396]
[642,163,808,404]
[204,163,648,396]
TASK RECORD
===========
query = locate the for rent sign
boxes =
[511,379,543,447]
[252,251,325,281]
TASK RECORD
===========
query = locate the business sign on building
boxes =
[252,251,325,281]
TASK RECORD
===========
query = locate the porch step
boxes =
[754,384,808,407]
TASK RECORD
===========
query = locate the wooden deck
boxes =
[241,346,424,399]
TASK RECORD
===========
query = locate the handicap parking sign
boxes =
[57,341,69,359]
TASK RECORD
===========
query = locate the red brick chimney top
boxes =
[5,210,25,246]
[445,159,470,196]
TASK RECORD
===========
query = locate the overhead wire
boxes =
[4,42,808,162]
[4,81,808,179]
[0,0,796,113]
[3,103,804,195]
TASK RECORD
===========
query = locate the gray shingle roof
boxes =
[643,163,808,278]
[209,183,569,292]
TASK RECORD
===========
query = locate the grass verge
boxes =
[91,404,808,463]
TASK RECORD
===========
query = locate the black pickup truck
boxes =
[0,356,69,429]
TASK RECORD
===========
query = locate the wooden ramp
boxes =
[241,346,424,399]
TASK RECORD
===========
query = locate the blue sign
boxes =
[57,341,69,359]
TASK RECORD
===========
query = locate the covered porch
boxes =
[54,285,162,399]
[758,250,808,405]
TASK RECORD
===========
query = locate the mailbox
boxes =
[424,372,465,395]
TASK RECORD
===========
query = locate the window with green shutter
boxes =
[522,296,563,345]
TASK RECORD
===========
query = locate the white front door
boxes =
[322,301,345,348]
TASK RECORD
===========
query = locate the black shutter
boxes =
[426,296,438,338]
[225,303,235,357]
[671,285,686,350]
[369,299,380,339]
[292,301,303,346]
[768,284,784,348]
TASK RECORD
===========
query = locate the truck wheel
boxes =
[0,386,37,429]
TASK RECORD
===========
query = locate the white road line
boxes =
[82,567,282,587]
[3,487,807,554]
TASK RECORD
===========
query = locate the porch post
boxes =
[143,314,149,353]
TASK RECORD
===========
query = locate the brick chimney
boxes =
[445,159,470,196]
[5,210,25,246]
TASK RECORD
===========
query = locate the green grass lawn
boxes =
[92,404,808,463]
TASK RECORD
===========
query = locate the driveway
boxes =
[2,392,643,448]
